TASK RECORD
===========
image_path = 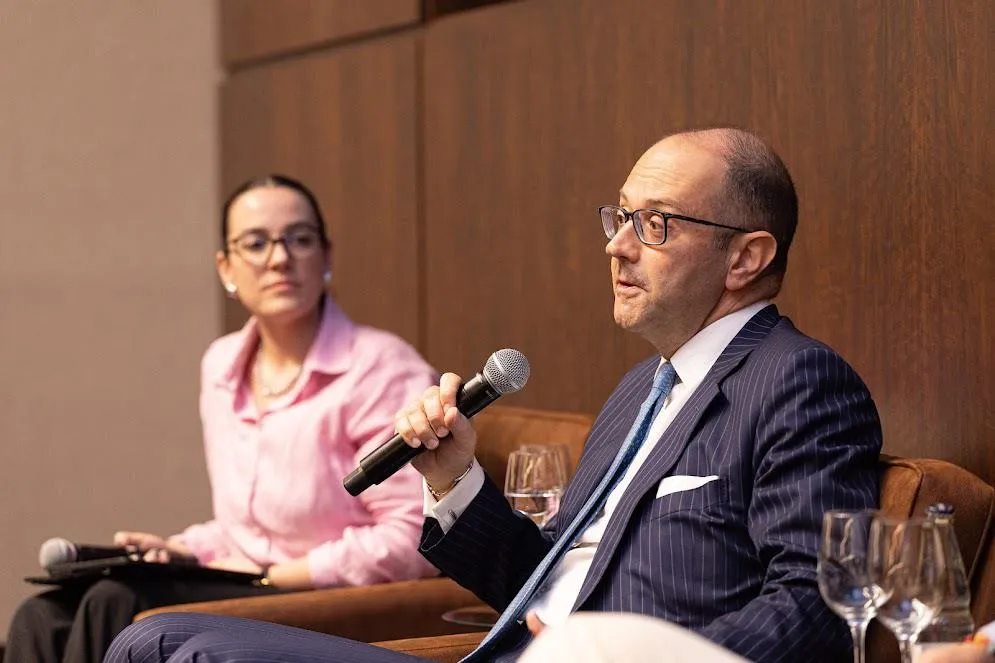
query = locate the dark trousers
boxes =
[4,577,278,663]
[106,613,433,663]
[106,613,531,663]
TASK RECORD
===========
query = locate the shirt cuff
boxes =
[421,459,486,532]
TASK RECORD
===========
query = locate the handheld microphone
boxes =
[38,537,138,569]
[343,348,530,496]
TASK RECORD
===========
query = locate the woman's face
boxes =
[216,185,329,324]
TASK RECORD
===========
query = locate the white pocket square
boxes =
[656,474,720,498]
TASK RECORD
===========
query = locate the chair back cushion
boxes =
[879,456,994,578]
[868,456,995,663]
[471,405,594,489]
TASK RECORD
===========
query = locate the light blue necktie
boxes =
[462,362,679,662]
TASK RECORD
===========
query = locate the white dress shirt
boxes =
[424,302,770,625]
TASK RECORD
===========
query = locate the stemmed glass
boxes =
[504,446,568,525]
[869,515,947,663]
[519,443,571,482]
[818,510,882,663]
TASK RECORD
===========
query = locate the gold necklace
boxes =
[253,352,303,398]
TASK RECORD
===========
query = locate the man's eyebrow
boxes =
[618,192,693,216]
[644,198,694,215]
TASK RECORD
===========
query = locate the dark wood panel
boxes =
[422,0,995,481]
[221,35,422,349]
[220,0,419,67]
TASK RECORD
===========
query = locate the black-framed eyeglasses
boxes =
[599,205,751,246]
[227,225,324,267]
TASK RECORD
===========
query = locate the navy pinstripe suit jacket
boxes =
[421,306,882,662]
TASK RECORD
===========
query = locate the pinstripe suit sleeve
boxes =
[419,477,554,610]
[699,345,882,663]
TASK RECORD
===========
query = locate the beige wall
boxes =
[0,1,220,632]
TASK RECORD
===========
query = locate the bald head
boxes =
[652,128,798,282]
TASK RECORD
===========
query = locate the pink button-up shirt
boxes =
[173,300,439,587]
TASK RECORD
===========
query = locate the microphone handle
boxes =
[343,373,500,496]
[75,544,137,561]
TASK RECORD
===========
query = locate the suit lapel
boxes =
[553,358,657,532]
[571,305,781,610]
[625,306,780,500]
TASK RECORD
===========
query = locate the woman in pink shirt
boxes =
[5,175,439,663]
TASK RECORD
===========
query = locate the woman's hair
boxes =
[220,174,331,253]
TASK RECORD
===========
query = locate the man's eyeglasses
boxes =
[227,225,324,267]
[599,205,750,246]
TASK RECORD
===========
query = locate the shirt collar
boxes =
[213,298,355,390]
[303,299,354,377]
[660,301,772,390]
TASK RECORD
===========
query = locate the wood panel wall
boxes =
[220,0,420,67]
[220,0,995,482]
[220,34,420,342]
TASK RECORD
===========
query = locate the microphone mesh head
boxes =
[483,349,530,394]
[39,537,75,567]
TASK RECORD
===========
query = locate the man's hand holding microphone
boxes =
[342,348,529,496]
[394,372,479,498]
[387,360,549,637]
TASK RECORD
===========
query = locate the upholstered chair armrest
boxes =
[135,577,485,643]
[374,632,485,663]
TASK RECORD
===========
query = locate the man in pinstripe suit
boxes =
[107,128,882,662]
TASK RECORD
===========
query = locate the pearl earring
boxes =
[323,270,332,285]
[224,282,238,297]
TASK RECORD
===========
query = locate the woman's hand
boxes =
[919,640,993,663]
[209,557,314,589]
[113,531,194,563]
[207,557,265,575]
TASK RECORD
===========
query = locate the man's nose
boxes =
[606,221,640,258]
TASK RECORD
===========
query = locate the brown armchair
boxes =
[139,426,995,662]
[135,405,595,644]
[378,456,995,662]
[865,457,995,663]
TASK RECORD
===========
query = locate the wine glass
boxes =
[504,446,567,525]
[519,443,572,481]
[818,510,881,663]
[869,515,947,663]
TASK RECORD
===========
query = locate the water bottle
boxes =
[918,503,976,643]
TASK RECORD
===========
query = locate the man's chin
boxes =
[613,305,642,332]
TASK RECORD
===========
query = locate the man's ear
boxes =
[725,231,777,291]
